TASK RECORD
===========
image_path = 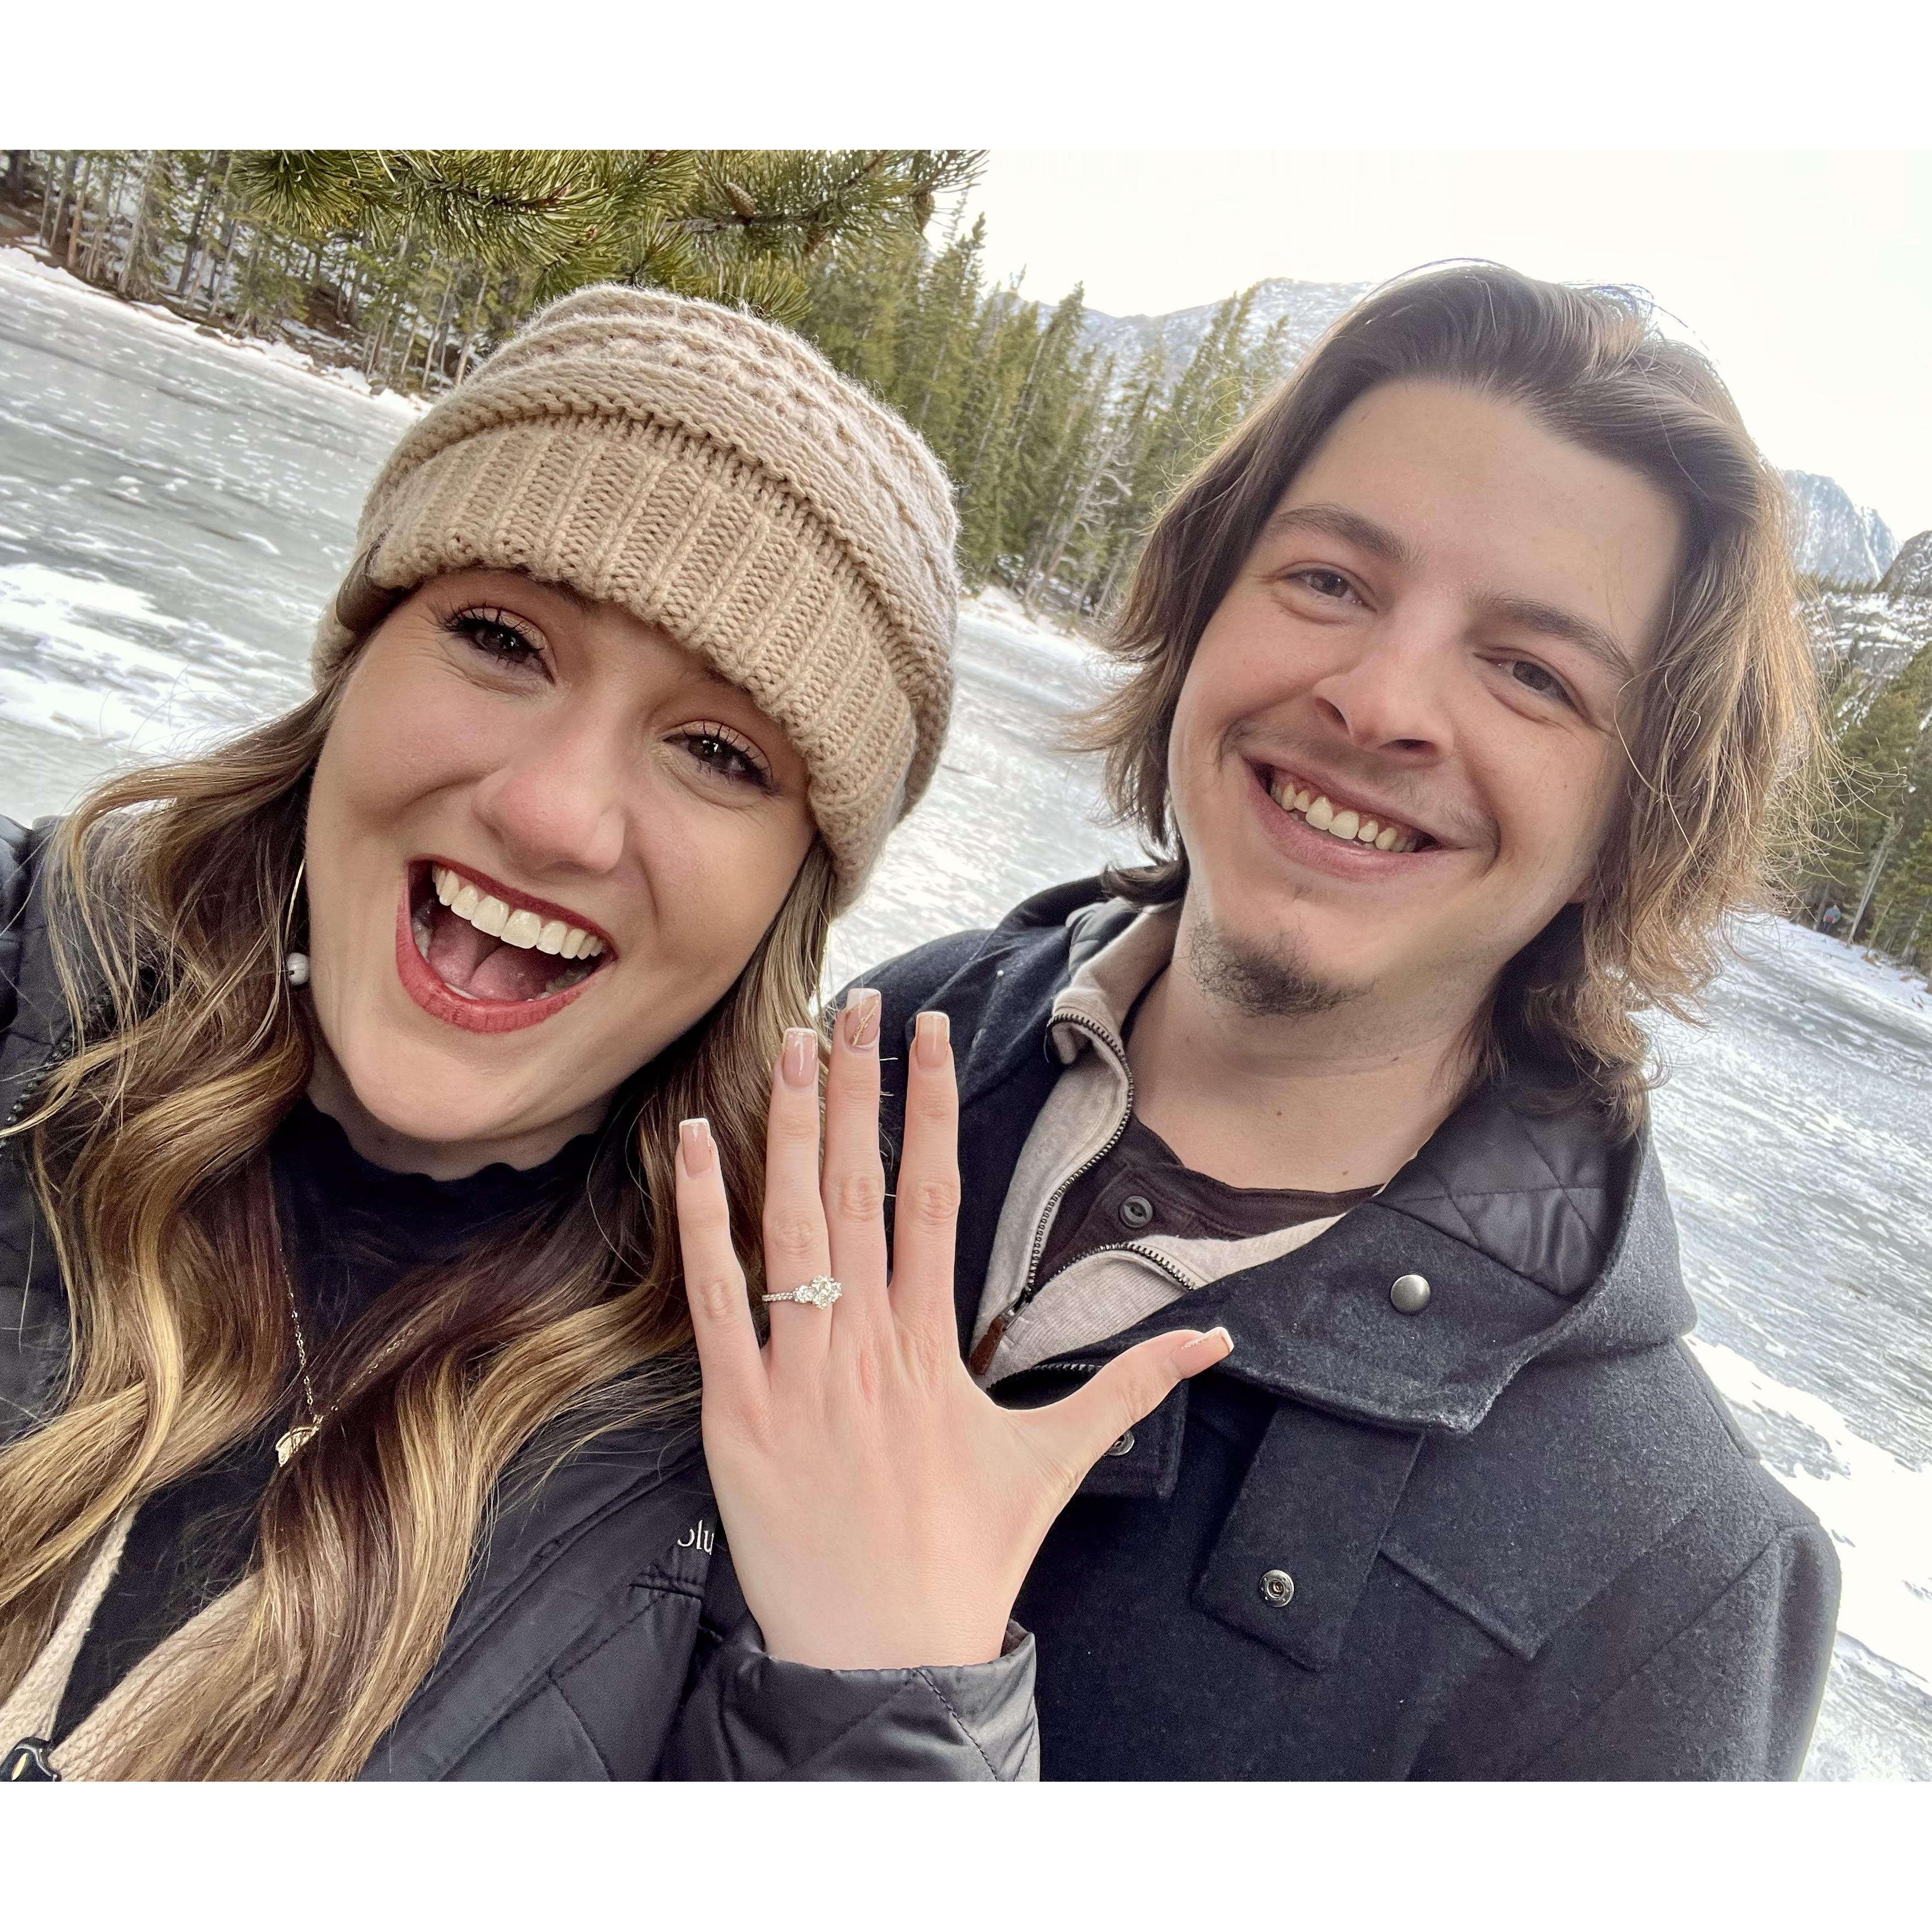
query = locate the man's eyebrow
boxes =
[1473,588,1637,682]
[1261,502,1639,681]
[1259,502,1421,569]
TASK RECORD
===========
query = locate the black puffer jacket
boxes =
[858,879,1841,1780]
[0,818,1037,1781]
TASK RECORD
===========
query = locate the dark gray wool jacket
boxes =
[856,878,1841,1781]
[0,818,1037,1781]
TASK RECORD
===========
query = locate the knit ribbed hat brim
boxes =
[314,286,959,908]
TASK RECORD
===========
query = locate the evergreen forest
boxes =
[1,148,1928,976]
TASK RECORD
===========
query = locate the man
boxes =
[864,264,1840,1778]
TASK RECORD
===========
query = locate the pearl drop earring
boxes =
[285,952,310,988]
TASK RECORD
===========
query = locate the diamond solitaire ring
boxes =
[761,1275,843,1309]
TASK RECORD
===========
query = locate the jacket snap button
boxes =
[1106,1429,1135,1457]
[1259,1568,1296,1607]
[1390,1272,1432,1314]
[1118,1194,1154,1231]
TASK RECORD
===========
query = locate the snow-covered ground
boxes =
[3,250,1930,1777]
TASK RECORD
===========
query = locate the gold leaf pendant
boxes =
[275,1423,318,1466]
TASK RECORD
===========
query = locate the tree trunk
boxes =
[117,151,162,297]
[83,156,123,282]
[46,152,80,252]
[202,193,242,316]
[453,279,490,387]
[419,271,460,389]
[65,154,95,270]
[174,150,223,298]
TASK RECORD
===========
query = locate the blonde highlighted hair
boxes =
[0,650,835,1778]
[1076,263,1824,1135]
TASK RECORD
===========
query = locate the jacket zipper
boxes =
[968,1009,1145,1379]
[1016,1009,1137,1311]
[1,1035,70,1135]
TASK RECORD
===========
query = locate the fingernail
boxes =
[842,987,881,1052]
[914,1008,950,1069]
[1182,1325,1233,1356]
[781,1027,817,1089]
[679,1117,714,1176]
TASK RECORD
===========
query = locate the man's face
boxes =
[1167,378,1684,1023]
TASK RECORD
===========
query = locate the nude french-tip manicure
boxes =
[679,1117,715,1176]
[842,987,881,1051]
[781,1027,817,1089]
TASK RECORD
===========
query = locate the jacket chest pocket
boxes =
[1193,1404,1422,1672]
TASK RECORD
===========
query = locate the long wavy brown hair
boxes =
[1075,263,1824,1134]
[0,636,835,1779]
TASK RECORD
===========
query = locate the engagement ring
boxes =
[761,1275,843,1309]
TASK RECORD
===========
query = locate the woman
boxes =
[0,286,1227,1781]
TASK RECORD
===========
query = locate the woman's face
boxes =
[304,569,817,1173]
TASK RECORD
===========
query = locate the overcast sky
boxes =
[959,152,1930,545]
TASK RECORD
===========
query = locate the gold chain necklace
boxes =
[275,1273,405,1466]
[275,1271,324,1466]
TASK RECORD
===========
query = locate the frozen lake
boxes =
[3,253,1929,1779]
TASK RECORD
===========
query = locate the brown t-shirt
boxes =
[1034,1113,1378,1291]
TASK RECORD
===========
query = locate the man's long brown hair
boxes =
[1076,263,1822,1134]
[0,644,835,1778]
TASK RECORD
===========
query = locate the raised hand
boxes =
[673,988,1232,1669]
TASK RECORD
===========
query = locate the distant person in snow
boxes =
[1820,901,1844,934]
[0,286,1218,1781]
[855,263,1840,1779]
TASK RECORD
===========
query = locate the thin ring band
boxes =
[761,1275,843,1309]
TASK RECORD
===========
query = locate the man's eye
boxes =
[677,728,771,791]
[1506,658,1572,705]
[442,608,541,666]
[1289,569,1357,602]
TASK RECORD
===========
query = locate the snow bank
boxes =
[0,247,424,423]
[1742,913,1931,1020]
[1689,1336,1932,1699]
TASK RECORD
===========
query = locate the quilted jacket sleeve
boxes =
[0,815,39,1036]
[661,1618,1040,1781]
[659,1548,1040,1781]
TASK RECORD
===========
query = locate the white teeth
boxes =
[1270,776,1421,853]
[427,864,608,963]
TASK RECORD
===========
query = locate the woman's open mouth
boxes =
[394,858,616,1035]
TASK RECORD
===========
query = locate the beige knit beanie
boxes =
[315,284,960,908]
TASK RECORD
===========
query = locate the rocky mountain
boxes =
[1779,471,1897,587]
[1880,530,1932,601]
[1084,281,1900,591]
[1081,277,1371,371]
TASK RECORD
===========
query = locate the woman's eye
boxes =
[442,608,542,667]
[676,728,772,791]
[1288,568,1358,603]
[1504,658,1573,705]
